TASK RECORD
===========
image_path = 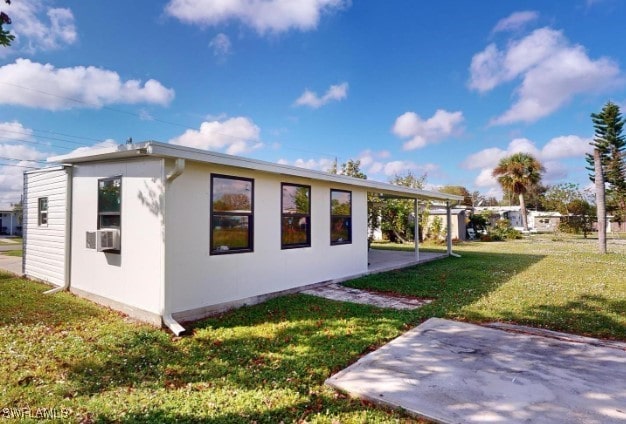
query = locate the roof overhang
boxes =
[48,141,463,203]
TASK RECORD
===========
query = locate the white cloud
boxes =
[0,121,48,208]
[543,160,569,182]
[294,82,348,108]
[465,135,593,191]
[169,116,263,155]
[462,147,508,171]
[0,160,42,208]
[492,11,538,33]
[209,33,232,57]
[383,161,419,177]
[542,135,592,160]
[165,0,348,34]
[469,27,621,124]
[3,0,76,55]
[391,109,464,150]
[278,152,438,181]
[69,139,118,155]
[475,168,498,188]
[0,121,34,142]
[0,59,175,110]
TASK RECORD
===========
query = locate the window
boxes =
[281,183,311,249]
[330,189,351,245]
[38,197,48,226]
[211,175,253,254]
[98,177,122,229]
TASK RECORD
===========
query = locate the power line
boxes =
[0,136,74,150]
[0,81,346,161]
[0,128,94,146]
[0,162,41,169]
[0,155,46,163]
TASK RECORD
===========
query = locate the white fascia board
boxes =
[47,143,148,164]
[48,141,463,203]
[24,165,71,175]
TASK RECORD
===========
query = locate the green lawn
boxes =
[1,249,22,257]
[0,237,22,245]
[1,235,625,422]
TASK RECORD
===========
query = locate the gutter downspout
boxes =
[163,158,186,336]
[45,166,73,294]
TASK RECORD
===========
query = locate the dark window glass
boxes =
[211,175,253,254]
[98,177,122,229]
[281,184,311,248]
[330,189,351,244]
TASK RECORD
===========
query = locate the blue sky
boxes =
[1,0,626,207]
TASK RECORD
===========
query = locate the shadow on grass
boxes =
[345,250,546,319]
[496,294,626,340]
[57,296,416,422]
[63,296,415,396]
[0,277,108,327]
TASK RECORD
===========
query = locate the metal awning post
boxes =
[414,199,420,261]
[446,200,452,256]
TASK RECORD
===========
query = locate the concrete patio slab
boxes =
[326,318,626,424]
[368,249,446,274]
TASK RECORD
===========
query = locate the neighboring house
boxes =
[530,211,562,232]
[23,142,462,334]
[474,206,524,229]
[0,209,20,236]
[426,207,468,241]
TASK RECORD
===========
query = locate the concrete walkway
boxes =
[0,254,22,275]
[302,283,432,310]
[327,318,626,424]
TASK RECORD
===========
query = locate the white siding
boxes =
[69,159,165,319]
[23,167,70,286]
[164,161,368,316]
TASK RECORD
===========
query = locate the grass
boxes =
[1,249,22,257]
[1,234,625,422]
[0,237,22,245]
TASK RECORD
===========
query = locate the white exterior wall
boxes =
[70,159,165,320]
[164,161,368,315]
[23,167,70,286]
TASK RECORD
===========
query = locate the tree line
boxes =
[331,100,626,254]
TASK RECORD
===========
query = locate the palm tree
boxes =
[492,153,545,231]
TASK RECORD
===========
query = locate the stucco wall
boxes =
[70,159,165,317]
[164,161,368,315]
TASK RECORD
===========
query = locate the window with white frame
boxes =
[38,197,48,226]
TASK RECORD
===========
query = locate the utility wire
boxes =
[0,81,344,161]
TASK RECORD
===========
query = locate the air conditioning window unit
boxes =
[96,229,121,251]
[86,231,96,249]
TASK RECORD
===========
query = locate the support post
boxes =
[446,200,452,256]
[414,199,420,262]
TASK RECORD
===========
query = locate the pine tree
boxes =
[587,101,626,252]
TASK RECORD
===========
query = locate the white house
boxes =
[426,207,468,241]
[23,142,462,334]
[0,209,21,236]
